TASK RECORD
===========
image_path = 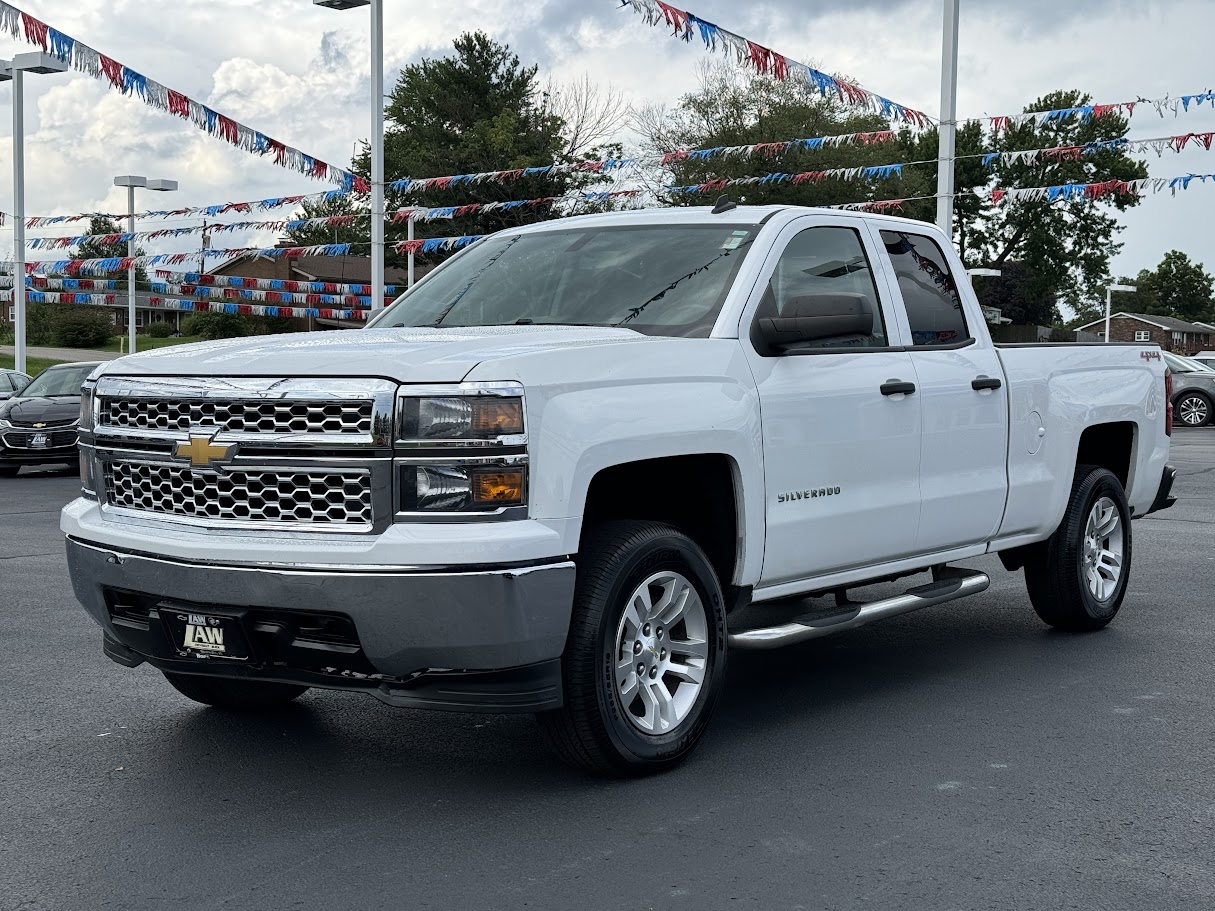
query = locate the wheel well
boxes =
[1173,387,1212,404]
[581,455,740,589]
[1076,422,1134,489]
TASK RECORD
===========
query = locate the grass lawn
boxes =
[99,335,204,353]
[0,354,65,375]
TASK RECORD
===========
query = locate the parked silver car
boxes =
[0,368,32,401]
[1164,351,1215,427]
[1189,351,1215,372]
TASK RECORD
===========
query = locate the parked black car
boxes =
[0,362,100,477]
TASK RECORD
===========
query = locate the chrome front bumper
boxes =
[66,536,576,704]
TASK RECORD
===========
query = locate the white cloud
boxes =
[0,0,1211,286]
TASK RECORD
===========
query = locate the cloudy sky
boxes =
[1,0,1213,288]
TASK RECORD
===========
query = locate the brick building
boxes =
[1075,312,1213,355]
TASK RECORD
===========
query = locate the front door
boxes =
[743,218,923,586]
[873,228,1009,552]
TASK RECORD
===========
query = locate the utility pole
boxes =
[200,221,211,276]
[936,0,961,241]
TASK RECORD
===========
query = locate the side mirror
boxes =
[753,292,873,355]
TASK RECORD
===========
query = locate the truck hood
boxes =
[96,326,653,383]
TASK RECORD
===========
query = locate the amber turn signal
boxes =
[471,469,525,506]
[471,399,524,435]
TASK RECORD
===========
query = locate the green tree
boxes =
[972,261,1060,326]
[287,32,619,264]
[970,91,1148,322]
[640,77,1147,326]
[1119,250,1214,323]
[70,216,147,288]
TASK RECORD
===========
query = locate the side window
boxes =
[880,230,971,347]
[755,226,887,350]
[0,374,11,393]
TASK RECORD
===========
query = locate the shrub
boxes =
[181,312,251,340]
[0,321,12,345]
[51,307,113,348]
[25,301,59,345]
[145,321,175,338]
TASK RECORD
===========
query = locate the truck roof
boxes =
[503,204,942,235]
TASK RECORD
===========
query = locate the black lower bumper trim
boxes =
[1147,463,1177,515]
[101,633,563,713]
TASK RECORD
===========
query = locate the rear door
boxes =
[741,215,923,585]
[871,226,1009,552]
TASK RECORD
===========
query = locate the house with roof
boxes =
[1074,312,1213,355]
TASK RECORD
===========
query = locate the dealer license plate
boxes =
[162,609,250,660]
[30,433,49,448]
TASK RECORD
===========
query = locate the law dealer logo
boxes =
[183,614,226,653]
[777,486,842,504]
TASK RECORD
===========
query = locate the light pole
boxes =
[314,0,386,309]
[1105,284,1137,343]
[936,0,961,239]
[114,176,177,355]
[1,52,69,374]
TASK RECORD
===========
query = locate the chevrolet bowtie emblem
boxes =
[33,422,46,428]
[176,434,236,469]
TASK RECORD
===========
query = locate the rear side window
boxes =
[880,231,971,347]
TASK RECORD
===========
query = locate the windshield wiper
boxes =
[430,236,521,327]
[617,240,753,326]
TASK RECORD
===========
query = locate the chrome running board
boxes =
[728,569,990,650]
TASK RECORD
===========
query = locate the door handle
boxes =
[971,376,1002,391]
[880,380,917,397]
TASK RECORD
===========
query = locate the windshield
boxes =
[373,223,759,338]
[21,365,95,398]
[1162,352,1211,374]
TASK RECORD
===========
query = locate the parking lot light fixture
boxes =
[4,53,70,375]
[114,176,178,355]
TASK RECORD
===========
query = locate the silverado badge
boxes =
[175,433,237,469]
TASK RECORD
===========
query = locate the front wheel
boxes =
[537,521,728,777]
[1175,392,1212,427]
[1024,465,1132,631]
[163,672,308,709]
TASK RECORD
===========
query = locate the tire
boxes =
[1174,392,1212,427]
[537,521,728,777]
[163,672,308,709]
[0,466,20,478]
[1024,465,1132,632]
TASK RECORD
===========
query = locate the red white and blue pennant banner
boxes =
[0,291,117,305]
[154,272,395,297]
[6,235,484,277]
[148,297,367,322]
[0,3,359,188]
[150,283,378,308]
[0,277,118,290]
[620,0,930,127]
[992,173,1215,204]
[990,94,1215,132]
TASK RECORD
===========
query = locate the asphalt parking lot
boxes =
[3,434,1214,911]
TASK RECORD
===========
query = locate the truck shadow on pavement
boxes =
[122,588,1138,807]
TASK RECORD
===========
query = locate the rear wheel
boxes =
[163,672,308,709]
[537,521,728,777]
[1024,465,1131,631]
[1175,392,1212,427]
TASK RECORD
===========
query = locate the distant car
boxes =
[1163,351,1215,427]
[1189,351,1215,372]
[0,368,32,401]
[0,362,100,477]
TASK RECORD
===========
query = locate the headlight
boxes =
[396,382,525,446]
[0,418,11,430]
[399,459,527,514]
[79,383,96,433]
[395,383,528,517]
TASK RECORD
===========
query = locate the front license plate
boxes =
[162,610,250,660]
[30,433,49,448]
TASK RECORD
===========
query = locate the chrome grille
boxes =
[101,399,373,435]
[104,462,373,528]
[3,429,78,449]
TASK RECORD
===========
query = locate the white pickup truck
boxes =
[63,204,1177,776]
